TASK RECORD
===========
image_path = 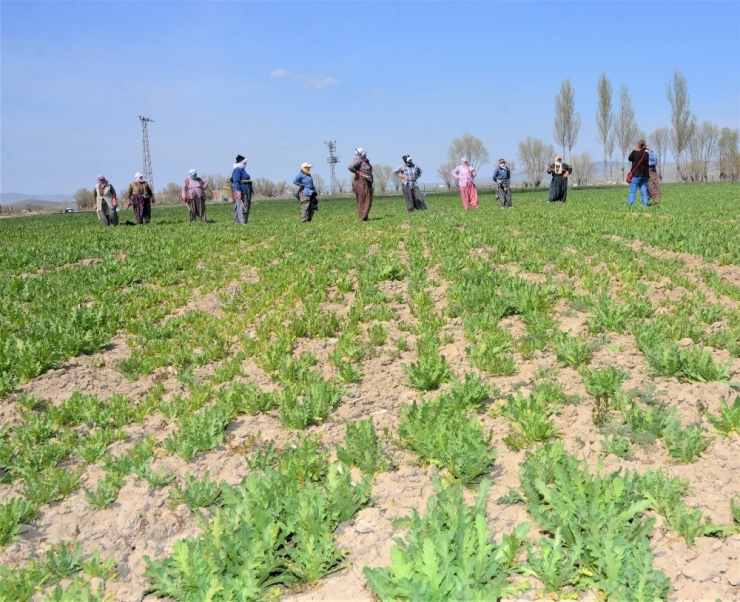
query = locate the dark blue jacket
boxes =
[232,166,252,195]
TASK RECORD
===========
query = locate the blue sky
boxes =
[2,0,739,196]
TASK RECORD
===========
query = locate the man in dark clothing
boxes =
[627,140,650,207]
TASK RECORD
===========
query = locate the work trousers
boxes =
[402,183,427,212]
[352,177,373,221]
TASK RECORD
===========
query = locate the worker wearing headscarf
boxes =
[546,154,571,203]
[452,158,479,210]
[94,175,118,226]
[231,155,252,224]
[181,169,209,222]
[492,158,512,208]
[394,155,427,212]
[293,162,319,223]
[348,148,373,221]
[126,172,156,224]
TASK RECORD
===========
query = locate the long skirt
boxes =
[459,182,479,210]
[352,177,373,221]
[299,192,316,222]
[130,195,148,224]
[496,181,512,208]
[187,195,206,222]
[648,171,662,201]
[98,200,118,226]
[233,191,251,224]
[402,183,427,212]
[548,175,568,203]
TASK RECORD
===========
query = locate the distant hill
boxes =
[0,192,72,205]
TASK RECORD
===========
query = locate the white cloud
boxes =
[296,75,339,90]
[270,69,338,90]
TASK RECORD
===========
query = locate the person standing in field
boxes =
[546,155,571,203]
[231,155,253,225]
[348,148,373,221]
[394,155,427,212]
[627,140,650,207]
[94,175,119,226]
[293,162,319,223]
[181,169,209,223]
[452,158,479,210]
[492,158,512,208]
[126,172,155,224]
[646,145,661,202]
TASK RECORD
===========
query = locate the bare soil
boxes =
[1,239,739,602]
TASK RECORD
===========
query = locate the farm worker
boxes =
[94,175,119,226]
[452,158,479,210]
[348,148,374,221]
[492,158,512,209]
[181,169,209,223]
[627,140,650,207]
[126,173,155,224]
[292,162,319,223]
[546,155,571,203]
[394,155,427,212]
[646,145,661,202]
[231,155,253,225]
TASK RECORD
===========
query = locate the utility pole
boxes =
[325,141,339,195]
[139,116,154,191]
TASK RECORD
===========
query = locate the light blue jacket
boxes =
[293,172,317,196]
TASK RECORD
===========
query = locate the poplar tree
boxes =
[666,70,696,181]
[596,73,614,183]
[649,127,671,181]
[553,79,581,162]
[613,85,639,180]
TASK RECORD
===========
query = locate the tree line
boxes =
[509,70,739,188]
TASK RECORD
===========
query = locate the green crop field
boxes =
[1,183,740,601]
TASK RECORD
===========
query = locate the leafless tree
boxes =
[606,134,616,182]
[204,173,226,190]
[553,79,581,162]
[596,73,614,183]
[685,121,719,182]
[372,164,393,193]
[75,187,94,210]
[336,179,347,193]
[437,161,457,190]
[667,70,696,182]
[613,84,640,180]
[252,178,275,198]
[504,159,516,179]
[517,137,554,187]
[649,127,670,180]
[391,172,402,192]
[570,152,597,186]
[717,127,739,181]
[313,174,326,195]
[447,134,489,171]
[156,182,181,205]
[275,181,287,197]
